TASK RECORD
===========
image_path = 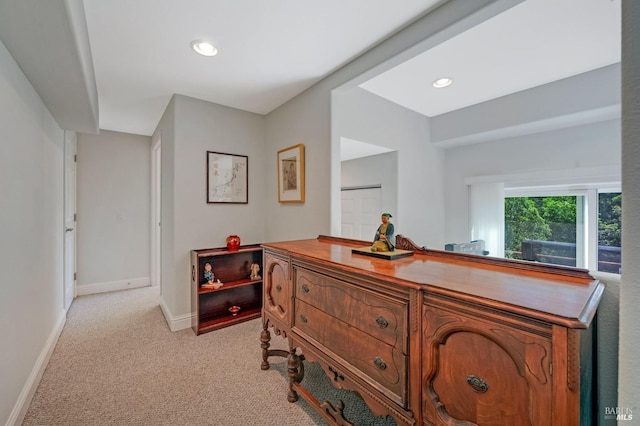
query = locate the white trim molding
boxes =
[7,310,66,426]
[464,165,621,189]
[158,296,193,332]
[76,277,150,296]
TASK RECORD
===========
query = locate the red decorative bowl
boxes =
[226,235,241,251]
[228,305,241,316]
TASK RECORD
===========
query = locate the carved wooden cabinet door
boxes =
[422,304,553,425]
[263,251,291,327]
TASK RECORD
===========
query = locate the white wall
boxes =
[439,62,621,246]
[431,64,620,147]
[155,95,267,330]
[333,88,444,248]
[265,84,332,241]
[76,130,151,294]
[341,151,398,229]
[264,0,513,244]
[0,40,66,425]
[155,97,176,319]
[619,0,640,414]
[444,118,621,244]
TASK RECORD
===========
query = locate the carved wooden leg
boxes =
[296,354,305,383]
[321,400,355,426]
[260,323,271,370]
[287,347,299,402]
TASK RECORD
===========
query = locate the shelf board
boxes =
[197,307,262,334]
[198,278,262,295]
[195,245,263,258]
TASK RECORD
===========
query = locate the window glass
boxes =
[598,192,622,273]
[505,196,579,267]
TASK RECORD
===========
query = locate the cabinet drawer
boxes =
[295,267,407,350]
[295,299,407,405]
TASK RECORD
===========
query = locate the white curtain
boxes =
[469,182,504,258]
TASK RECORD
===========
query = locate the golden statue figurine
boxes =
[371,213,395,252]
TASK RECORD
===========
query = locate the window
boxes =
[503,188,621,274]
[598,192,622,273]
[505,195,583,267]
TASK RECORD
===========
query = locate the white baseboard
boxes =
[158,295,193,332]
[6,310,66,426]
[77,277,150,296]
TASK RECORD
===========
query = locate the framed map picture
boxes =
[207,151,248,203]
[277,144,305,203]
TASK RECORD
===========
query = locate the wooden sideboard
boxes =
[260,235,604,425]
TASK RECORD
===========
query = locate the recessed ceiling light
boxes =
[432,77,453,88]
[191,40,218,57]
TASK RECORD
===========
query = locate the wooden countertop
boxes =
[262,235,605,329]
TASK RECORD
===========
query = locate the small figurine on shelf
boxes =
[371,213,395,252]
[204,263,214,283]
[202,263,223,290]
[250,263,261,280]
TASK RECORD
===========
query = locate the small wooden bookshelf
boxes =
[190,244,262,335]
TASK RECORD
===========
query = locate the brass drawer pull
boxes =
[375,315,389,328]
[466,375,489,393]
[373,357,387,370]
[301,283,310,293]
[275,284,282,292]
[300,314,308,323]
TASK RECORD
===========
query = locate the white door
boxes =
[341,187,381,240]
[63,131,77,311]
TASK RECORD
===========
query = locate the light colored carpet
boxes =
[22,286,396,425]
